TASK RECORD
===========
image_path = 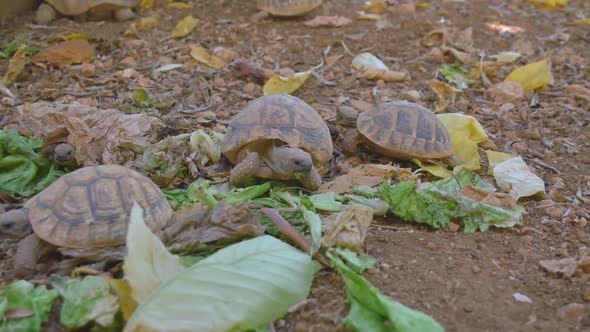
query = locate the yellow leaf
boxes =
[527,0,568,9]
[574,18,590,25]
[437,113,489,171]
[1,45,27,87]
[263,71,311,95]
[360,0,387,13]
[104,278,138,321]
[412,159,452,178]
[430,80,459,113]
[167,2,192,9]
[189,44,226,69]
[485,150,516,175]
[172,15,199,38]
[356,12,381,20]
[138,0,155,8]
[63,33,90,40]
[504,58,552,91]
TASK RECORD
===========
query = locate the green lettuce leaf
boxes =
[0,130,65,197]
[49,275,120,329]
[328,253,445,332]
[0,280,59,332]
[437,64,475,90]
[331,248,377,273]
[123,235,320,332]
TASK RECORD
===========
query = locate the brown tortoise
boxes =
[257,0,323,16]
[338,99,462,166]
[35,0,138,24]
[0,165,172,275]
[221,94,333,191]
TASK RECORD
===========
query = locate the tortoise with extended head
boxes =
[221,94,333,191]
[0,164,172,275]
[338,100,461,166]
[257,0,323,17]
[35,0,138,24]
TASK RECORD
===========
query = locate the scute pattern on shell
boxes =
[24,165,172,249]
[222,94,333,168]
[46,0,137,15]
[257,0,323,16]
[357,100,454,160]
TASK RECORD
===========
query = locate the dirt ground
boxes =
[1,0,589,331]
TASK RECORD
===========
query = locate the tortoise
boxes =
[337,100,462,166]
[221,94,333,191]
[35,0,138,24]
[257,0,323,17]
[0,164,172,275]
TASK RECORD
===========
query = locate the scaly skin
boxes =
[300,167,322,191]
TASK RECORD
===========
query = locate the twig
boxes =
[526,158,560,174]
[260,208,330,267]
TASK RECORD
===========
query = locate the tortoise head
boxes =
[266,145,314,177]
[0,208,32,239]
[53,143,77,166]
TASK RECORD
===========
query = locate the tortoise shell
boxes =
[24,165,172,249]
[357,100,454,160]
[45,0,137,15]
[257,0,323,16]
[221,94,333,171]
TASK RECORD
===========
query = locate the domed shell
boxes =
[46,0,138,15]
[357,100,454,160]
[221,94,333,169]
[257,0,322,17]
[24,165,172,249]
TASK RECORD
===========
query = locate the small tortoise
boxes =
[257,0,323,17]
[35,0,138,24]
[0,164,172,275]
[221,94,333,191]
[338,100,461,165]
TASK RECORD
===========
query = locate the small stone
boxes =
[214,77,226,88]
[472,265,481,273]
[583,288,590,302]
[519,235,533,245]
[376,79,385,88]
[242,82,256,94]
[402,90,421,102]
[447,222,460,233]
[81,63,95,77]
[381,263,391,270]
[425,241,436,250]
[499,103,516,112]
[557,303,587,322]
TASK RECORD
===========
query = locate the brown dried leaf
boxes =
[190,44,226,69]
[1,45,27,87]
[357,67,410,82]
[488,81,525,105]
[125,13,160,36]
[430,80,459,113]
[303,16,352,27]
[212,47,238,63]
[32,40,94,67]
[460,185,520,210]
[360,0,388,13]
[322,206,374,254]
[539,258,578,278]
[5,308,34,320]
[318,163,401,194]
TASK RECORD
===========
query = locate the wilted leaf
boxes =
[302,206,323,255]
[190,44,226,69]
[437,64,474,89]
[351,52,388,70]
[167,1,193,9]
[490,51,521,64]
[304,15,352,27]
[189,129,222,166]
[224,181,274,204]
[0,130,64,197]
[153,63,183,72]
[318,163,399,194]
[124,235,320,332]
[212,47,238,63]
[527,0,568,9]
[1,45,27,86]
[322,206,373,253]
[356,12,382,20]
[460,185,520,210]
[437,113,488,171]
[138,0,155,8]
[330,247,377,273]
[357,67,410,82]
[132,89,151,108]
[484,150,516,175]
[430,80,459,113]
[309,192,344,211]
[49,275,119,329]
[123,203,186,304]
[125,14,160,36]
[172,15,199,38]
[0,280,58,332]
[361,0,388,13]
[32,39,94,67]
[328,253,445,332]
[492,156,545,199]
[104,278,137,321]
[539,258,577,278]
[344,195,389,216]
[263,71,311,95]
[504,58,553,91]
[488,81,524,104]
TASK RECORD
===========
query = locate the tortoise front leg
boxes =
[13,234,48,277]
[299,167,322,191]
[230,152,269,187]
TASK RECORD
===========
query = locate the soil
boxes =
[1,0,589,331]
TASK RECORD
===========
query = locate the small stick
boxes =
[526,158,560,174]
[261,208,330,267]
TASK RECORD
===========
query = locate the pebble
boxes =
[81,63,95,77]
[557,303,587,322]
[402,90,421,102]
[214,77,226,88]
[583,289,590,302]
[242,82,256,94]
[472,265,481,273]
[519,235,533,245]
[447,222,460,233]
[425,241,437,250]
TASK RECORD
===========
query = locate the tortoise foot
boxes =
[35,3,57,24]
[114,8,136,21]
[13,234,43,277]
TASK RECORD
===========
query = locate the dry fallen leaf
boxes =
[488,81,524,105]
[318,163,401,194]
[32,39,94,67]
[539,258,578,278]
[138,0,155,8]
[360,0,387,13]
[460,185,520,210]
[263,71,311,95]
[1,45,27,87]
[104,278,138,321]
[527,0,569,9]
[490,51,522,64]
[357,67,410,82]
[125,13,159,37]
[304,16,352,27]
[484,150,516,175]
[190,44,226,69]
[504,58,553,91]
[437,113,489,171]
[430,80,459,113]
[212,47,238,63]
[172,15,199,38]
[322,206,373,254]
[492,156,545,199]
[167,1,193,9]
